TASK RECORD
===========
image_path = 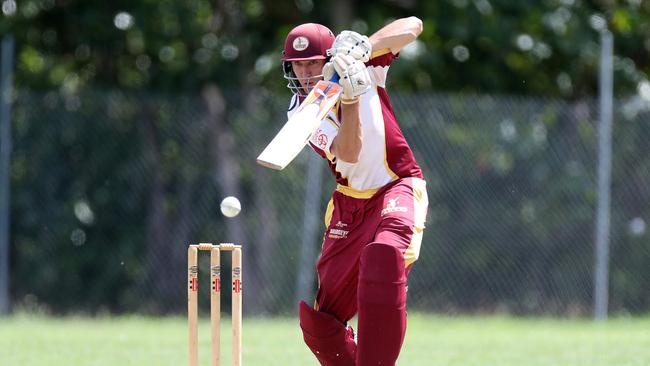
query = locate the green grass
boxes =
[1,313,649,365]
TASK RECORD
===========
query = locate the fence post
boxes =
[295,153,324,304]
[594,29,613,321]
[0,34,15,315]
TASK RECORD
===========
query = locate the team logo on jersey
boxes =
[381,198,408,216]
[328,228,349,239]
[293,36,309,51]
[315,129,328,149]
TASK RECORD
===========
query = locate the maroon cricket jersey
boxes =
[287,50,423,192]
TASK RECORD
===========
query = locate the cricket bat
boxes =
[257,75,342,170]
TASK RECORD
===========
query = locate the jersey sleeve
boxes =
[288,94,339,160]
[309,109,339,161]
[366,50,397,88]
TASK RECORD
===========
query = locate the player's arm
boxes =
[369,16,423,55]
[322,55,371,163]
[331,101,362,163]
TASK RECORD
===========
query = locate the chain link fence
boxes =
[6,87,650,316]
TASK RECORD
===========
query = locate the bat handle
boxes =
[329,73,340,83]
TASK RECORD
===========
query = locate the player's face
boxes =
[291,59,326,93]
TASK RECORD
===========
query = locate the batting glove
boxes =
[326,30,372,63]
[324,54,371,102]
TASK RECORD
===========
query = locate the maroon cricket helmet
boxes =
[282,23,335,61]
[282,23,335,96]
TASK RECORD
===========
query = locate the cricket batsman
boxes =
[281,17,429,365]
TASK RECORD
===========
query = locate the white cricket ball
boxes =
[220,196,241,218]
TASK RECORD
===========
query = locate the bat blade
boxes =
[257,79,342,170]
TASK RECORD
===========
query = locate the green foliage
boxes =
[3,0,649,96]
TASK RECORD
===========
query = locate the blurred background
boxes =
[0,0,649,319]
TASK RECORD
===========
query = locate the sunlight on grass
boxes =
[0,313,648,365]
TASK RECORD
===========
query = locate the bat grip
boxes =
[329,74,340,83]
